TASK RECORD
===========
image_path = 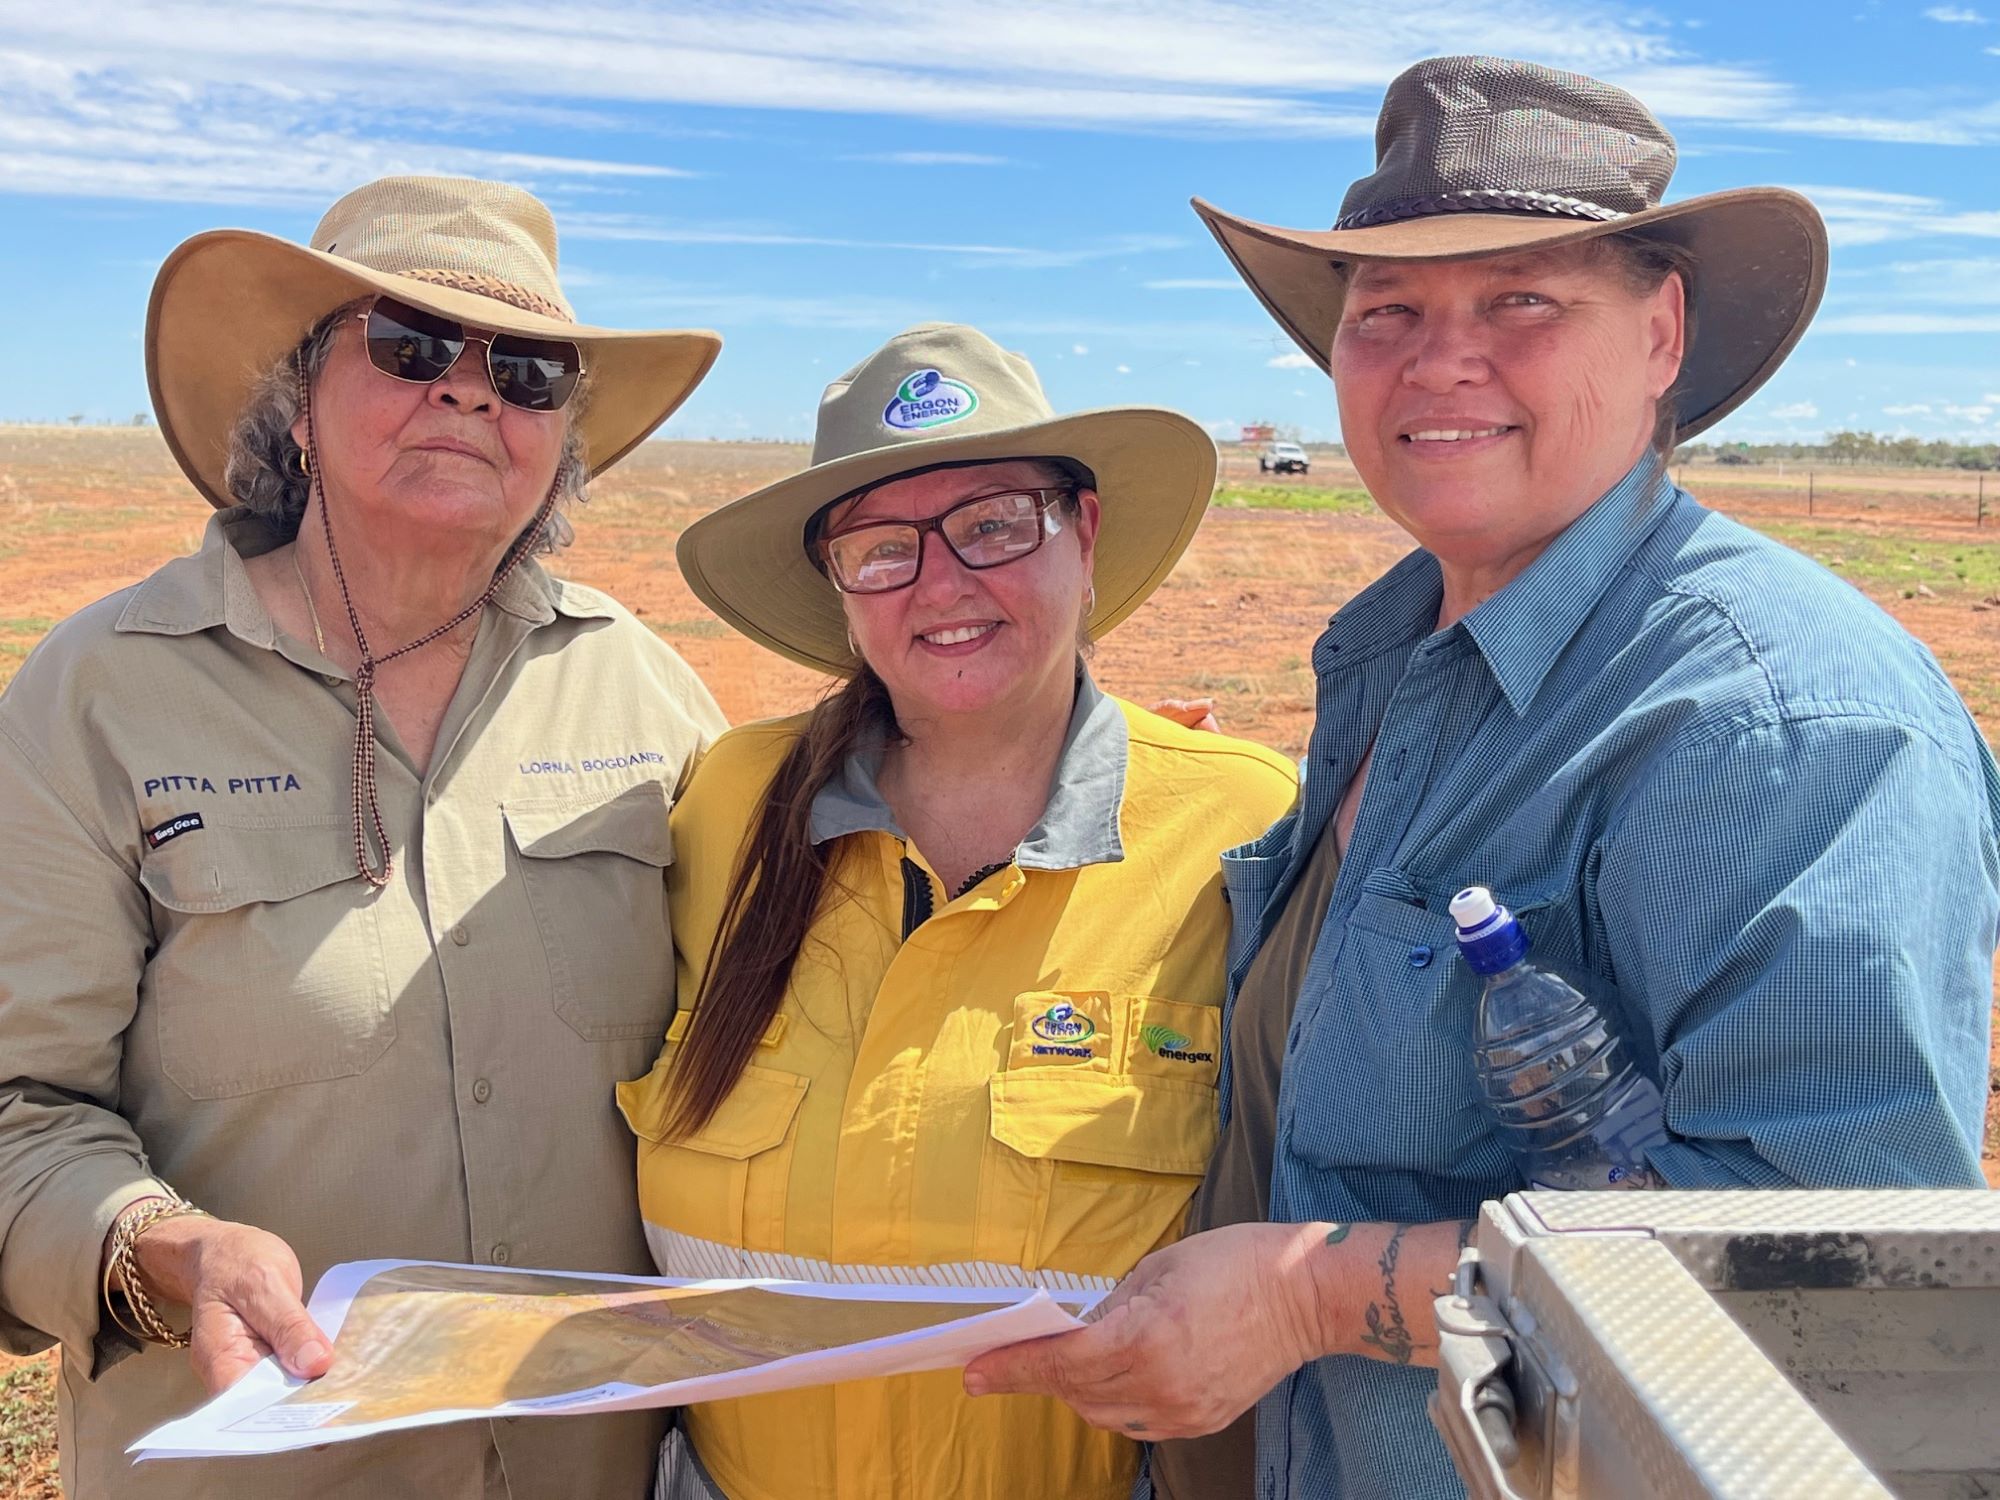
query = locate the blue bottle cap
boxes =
[1450,885,1530,974]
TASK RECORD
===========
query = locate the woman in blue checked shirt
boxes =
[970,55,2000,1500]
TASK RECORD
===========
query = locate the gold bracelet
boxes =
[101,1192,210,1349]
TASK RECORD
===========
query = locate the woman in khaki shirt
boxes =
[0,176,725,1499]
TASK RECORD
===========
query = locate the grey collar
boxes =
[808,668,1128,872]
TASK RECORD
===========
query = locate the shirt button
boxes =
[490,1243,511,1265]
[1408,944,1435,969]
[472,1078,492,1104]
[450,925,471,946]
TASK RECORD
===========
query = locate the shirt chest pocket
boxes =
[1286,887,1512,1184]
[978,993,1220,1279]
[619,1023,806,1258]
[505,779,676,1042]
[139,817,394,1100]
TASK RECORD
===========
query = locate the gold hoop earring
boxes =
[845,626,860,658]
[292,447,313,478]
[1084,584,1097,615]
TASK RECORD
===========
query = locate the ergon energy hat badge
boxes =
[883,368,978,431]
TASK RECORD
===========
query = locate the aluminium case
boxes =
[1431,1189,2000,1499]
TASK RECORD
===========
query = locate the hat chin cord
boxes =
[295,349,558,890]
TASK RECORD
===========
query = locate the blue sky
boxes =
[2,1,1998,445]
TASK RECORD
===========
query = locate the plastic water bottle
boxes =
[1450,886,1668,1192]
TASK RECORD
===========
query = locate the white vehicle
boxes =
[1259,441,1310,475]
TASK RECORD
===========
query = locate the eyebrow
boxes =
[831,477,1043,530]
[1347,250,1584,293]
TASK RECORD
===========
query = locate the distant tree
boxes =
[67,413,84,427]
[134,412,151,427]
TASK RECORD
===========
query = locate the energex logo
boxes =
[882,368,978,431]
[1142,1023,1215,1065]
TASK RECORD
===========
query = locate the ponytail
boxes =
[663,668,899,1138]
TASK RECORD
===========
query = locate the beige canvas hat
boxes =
[677,322,1216,676]
[1194,55,1829,443]
[147,174,723,508]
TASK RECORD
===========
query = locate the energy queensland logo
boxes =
[883,368,978,432]
[1028,999,1098,1059]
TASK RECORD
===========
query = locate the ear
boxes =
[1072,489,1102,572]
[1643,271,1687,402]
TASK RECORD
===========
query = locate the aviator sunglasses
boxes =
[355,296,585,413]
[814,486,1078,595]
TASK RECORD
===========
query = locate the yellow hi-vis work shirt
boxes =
[619,676,1299,1500]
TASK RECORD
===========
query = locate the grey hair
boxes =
[221,298,591,551]
[1586,232,1699,455]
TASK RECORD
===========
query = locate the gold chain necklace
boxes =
[291,543,329,656]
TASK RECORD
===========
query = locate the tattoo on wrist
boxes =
[1358,1223,1422,1366]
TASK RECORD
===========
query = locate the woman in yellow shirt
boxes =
[619,323,1298,1499]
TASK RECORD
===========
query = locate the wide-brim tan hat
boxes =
[678,322,1216,676]
[1193,56,1829,443]
[147,175,723,508]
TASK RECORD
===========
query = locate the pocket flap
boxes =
[989,1072,1215,1176]
[617,1060,807,1157]
[505,779,673,865]
[139,817,360,914]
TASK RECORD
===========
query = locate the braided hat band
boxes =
[1336,187,1630,231]
[399,268,572,324]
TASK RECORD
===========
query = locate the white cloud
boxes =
[1986,392,2000,402]
[1766,400,1820,420]
[1922,4,1987,19]
[1115,364,1133,374]
[1944,403,1994,421]
[561,212,1181,269]
[1817,312,2000,332]
[7,0,2000,213]
[1072,344,1090,356]
[1145,278,1247,290]
[843,151,1016,166]
[1268,351,1315,369]
[1796,187,2000,248]
[1883,403,1934,415]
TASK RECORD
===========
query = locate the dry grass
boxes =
[1,429,1996,1490]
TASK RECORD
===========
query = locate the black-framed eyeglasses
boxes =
[814,487,1078,595]
[354,296,585,414]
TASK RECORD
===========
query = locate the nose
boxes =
[1401,306,1491,395]
[427,334,501,417]
[909,528,977,603]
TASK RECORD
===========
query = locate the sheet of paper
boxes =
[132,1258,1100,1460]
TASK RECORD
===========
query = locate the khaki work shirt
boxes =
[0,509,725,1499]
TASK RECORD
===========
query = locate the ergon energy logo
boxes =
[883,368,978,432]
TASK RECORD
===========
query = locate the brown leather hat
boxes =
[1193,55,1829,442]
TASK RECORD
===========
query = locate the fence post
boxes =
[1979,472,1986,528]
[1807,470,1814,517]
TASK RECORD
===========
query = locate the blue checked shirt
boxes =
[1221,459,2000,1500]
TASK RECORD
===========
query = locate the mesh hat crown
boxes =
[1192,55,1829,443]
